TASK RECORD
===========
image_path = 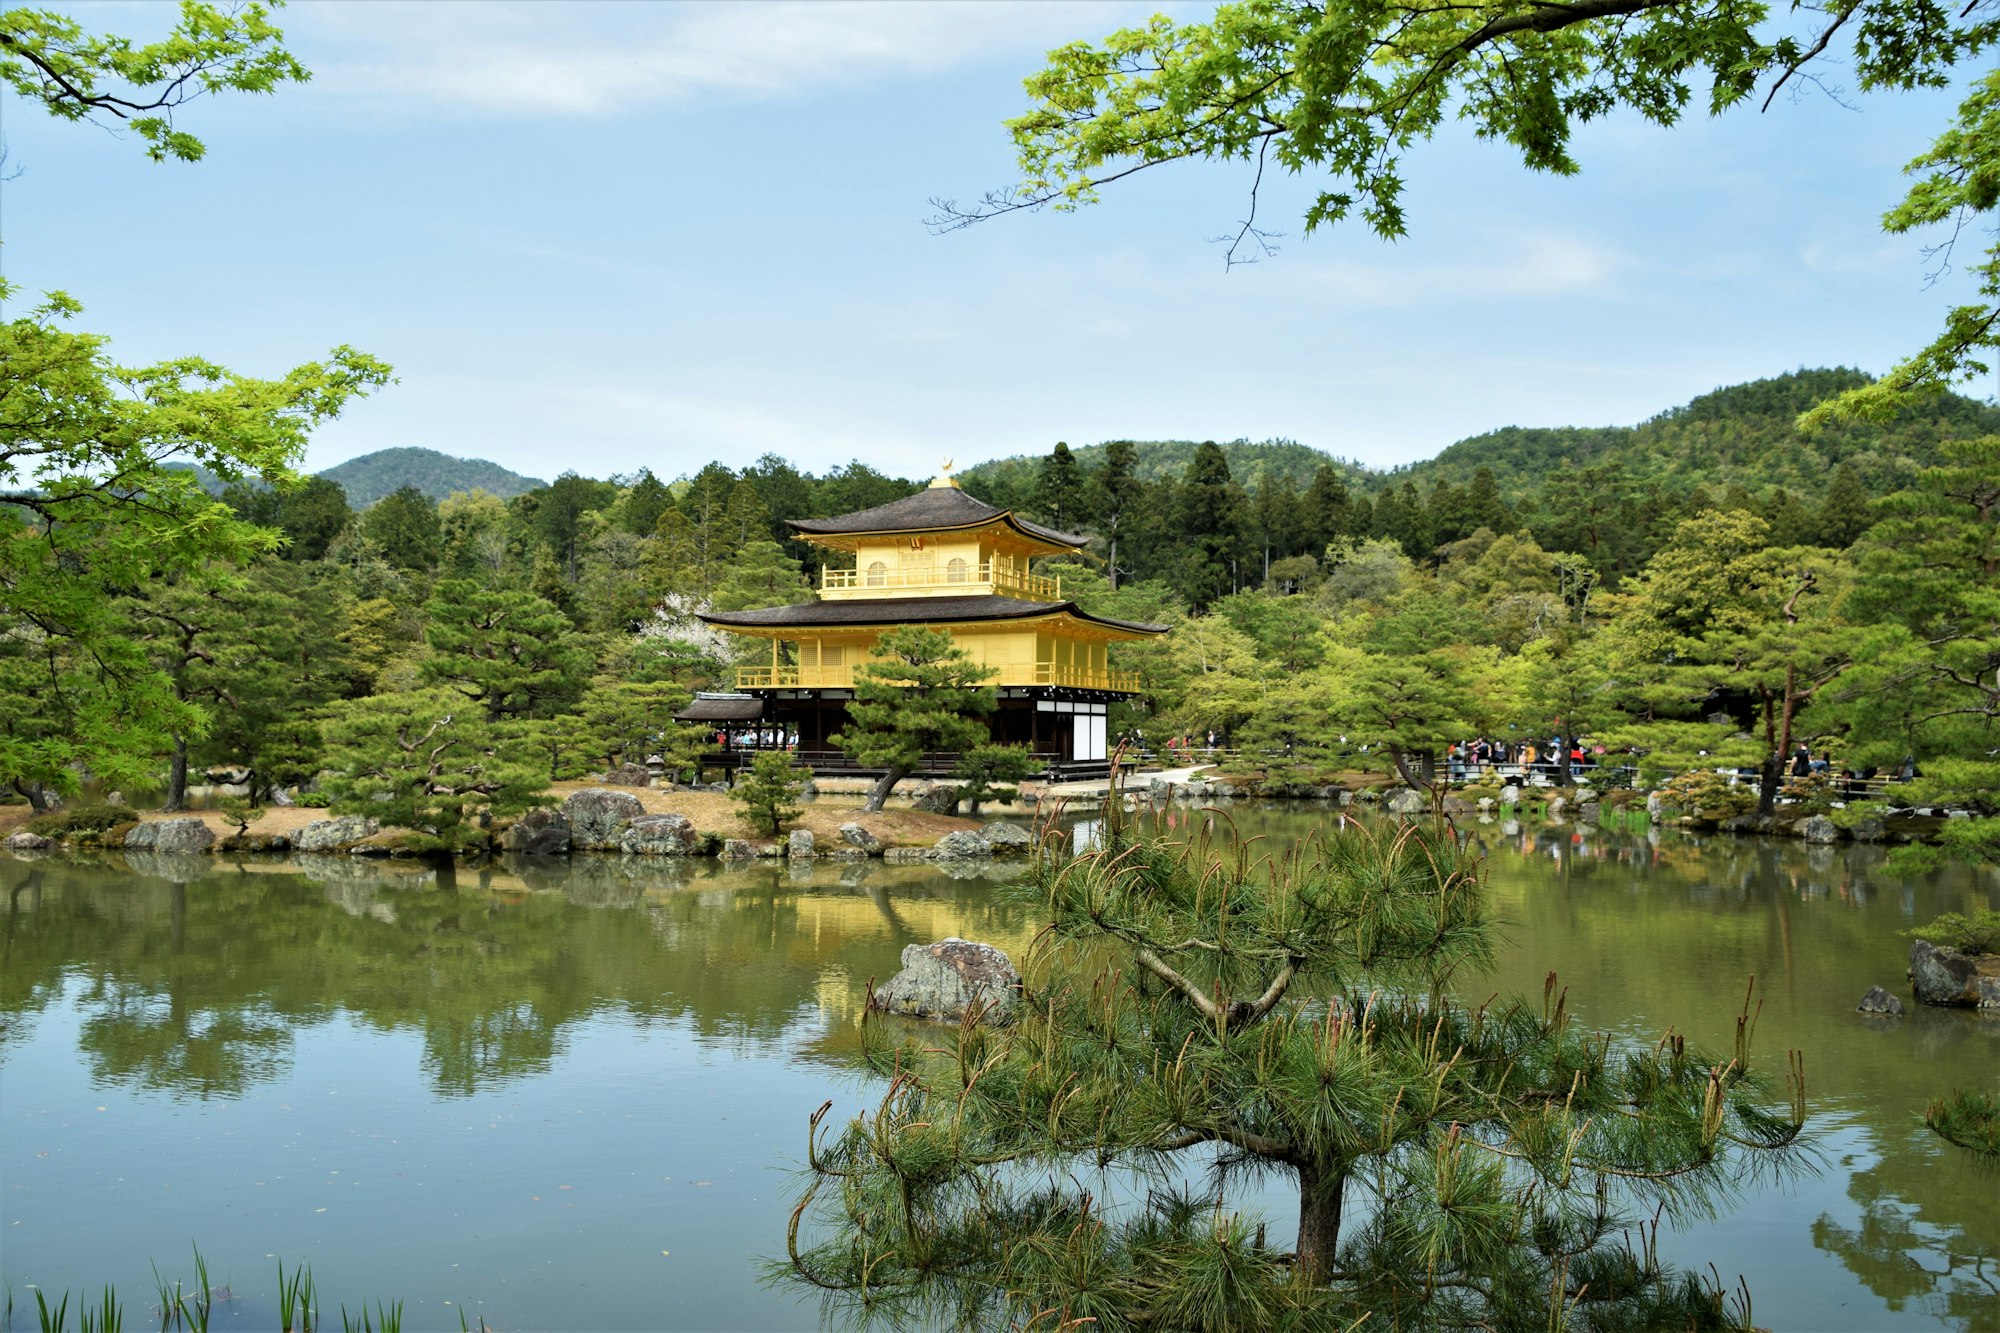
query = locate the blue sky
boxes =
[2,1,1988,483]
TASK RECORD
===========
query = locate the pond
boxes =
[1,810,1995,1331]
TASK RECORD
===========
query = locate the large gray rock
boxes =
[1801,815,1840,843]
[1499,784,1521,804]
[883,846,929,864]
[839,822,882,854]
[788,828,815,859]
[912,783,963,815]
[1856,986,1905,1016]
[1147,777,1173,801]
[1578,801,1602,826]
[620,813,695,855]
[562,788,646,850]
[5,830,53,852]
[1384,787,1428,816]
[1440,794,1472,816]
[721,838,757,860]
[1850,814,1887,843]
[872,938,1020,1023]
[1908,939,2000,1009]
[1546,796,1569,822]
[601,763,653,788]
[296,815,380,852]
[981,822,1034,854]
[124,817,215,854]
[500,808,571,856]
[931,829,991,860]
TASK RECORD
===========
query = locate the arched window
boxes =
[946,557,969,583]
[866,561,888,587]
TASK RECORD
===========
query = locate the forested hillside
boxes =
[1385,368,2000,503]
[319,447,547,507]
[959,438,1364,505]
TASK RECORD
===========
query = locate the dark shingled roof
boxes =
[674,696,766,722]
[698,594,1167,637]
[787,485,1087,549]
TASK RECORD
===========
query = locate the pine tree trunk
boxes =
[862,766,906,813]
[1294,1162,1346,1285]
[161,735,190,812]
[1756,756,1782,817]
[1554,740,1573,788]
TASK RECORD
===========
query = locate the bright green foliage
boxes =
[834,626,996,811]
[1609,512,1850,812]
[1822,437,1999,861]
[1903,910,2000,955]
[972,0,1994,415]
[730,750,806,836]
[1231,670,1341,787]
[420,581,587,723]
[321,690,548,853]
[952,742,1037,814]
[0,1,308,162]
[1325,594,1489,788]
[0,290,388,804]
[783,819,1810,1329]
[436,488,513,580]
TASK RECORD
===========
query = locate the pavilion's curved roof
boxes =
[698,594,1166,637]
[786,485,1087,550]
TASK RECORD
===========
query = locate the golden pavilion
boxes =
[696,473,1167,776]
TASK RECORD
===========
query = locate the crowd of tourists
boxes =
[1447,738,1601,782]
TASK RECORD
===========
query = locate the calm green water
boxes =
[1,813,1995,1331]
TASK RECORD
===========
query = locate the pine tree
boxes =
[421,581,588,722]
[1815,464,1872,547]
[731,750,807,835]
[783,819,1810,1330]
[710,539,813,612]
[834,626,996,811]
[1035,442,1083,530]
[1301,465,1355,553]
[1176,442,1244,610]
[322,689,549,853]
[952,743,1038,814]
[359,485,442,571]
[1091,440,1144,588]
[618,468,673,536]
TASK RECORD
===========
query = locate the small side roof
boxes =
[786,484,1087,551]
[674,695,766,722]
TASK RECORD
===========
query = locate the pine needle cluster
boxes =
[778,814,1812,1331]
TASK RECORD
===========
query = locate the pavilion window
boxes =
[866,561,887,587]
[947,558,968,583]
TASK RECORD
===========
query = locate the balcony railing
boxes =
[820,563,1060,601]
[1033,665,1142,692]
[734,664,1142,692]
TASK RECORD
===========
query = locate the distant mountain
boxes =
[1376,367,2000,504]
[318,448,546,508]
[957,369,2000,508]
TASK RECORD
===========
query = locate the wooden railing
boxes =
[733,663,1142,692]
[1033,664,1142,691]
[820,563,1060,600]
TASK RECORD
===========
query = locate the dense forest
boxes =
[7,367,1998,866]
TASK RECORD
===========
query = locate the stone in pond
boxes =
[931,829,991,860]
[620,813,695,855]
[838,822,882,854]
[562,788,646,850]
[788,828,815,858]
[296,815,380,852]
[872,938,1020,1024]
[1855,986,1905,1017]
[981,822,1033,854]
[1908,939,2000,1009]
[124,817,215,854]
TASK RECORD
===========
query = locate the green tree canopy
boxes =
[833,626,997,811]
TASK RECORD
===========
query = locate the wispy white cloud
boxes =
[1297,232,1629,308]
[298,1,1142,117]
